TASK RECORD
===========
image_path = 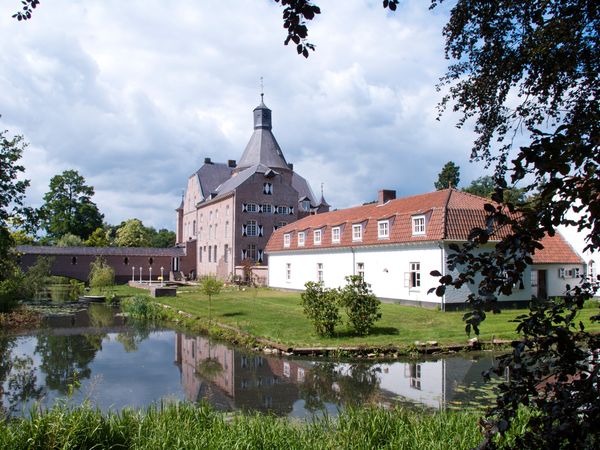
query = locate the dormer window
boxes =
[283,233,291,248]
[412,215,426,235]
[352,224,363,242]
[314,229,322,245]
[378,220,389,239]
[298,231,305,247]
[332,226,341,243]
[301,200,311,211]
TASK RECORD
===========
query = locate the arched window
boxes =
[124,257,129,265]
[149,257,154,265]
[71,256,77,265]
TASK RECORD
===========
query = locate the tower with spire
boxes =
[176,93,329,281]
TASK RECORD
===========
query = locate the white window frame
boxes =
[406,262,421,289]
[314,229,322,245]
[286,263,291,282]
[298,231,305,247]
[378,220,389,239]
[283,233,291,248]
[246,203,258,213]
[246,220,258,237]
[317,263,323,282]
[302,199,311,211]
[356,262,365,279]
[331,226,341,243]
[412,215,426,235]
[352,224,362,242]
[263,183,273,195]
[262,204,273,214]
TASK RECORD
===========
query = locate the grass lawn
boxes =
[148,285,600,349]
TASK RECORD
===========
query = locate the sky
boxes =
[0,0,490,231]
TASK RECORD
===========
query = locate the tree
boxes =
[301,281,341,337]
[55,233,85,247]
[88,257,115,295]
[0,129,31,312]
[85,226,111,247]
[199,276,223,323]
[463,175,526,204]
[148,228,176,248]
[39,170,103,241]
[434,161,460,190]
[115,219,151,247]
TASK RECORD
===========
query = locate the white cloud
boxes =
[0,0,486,230]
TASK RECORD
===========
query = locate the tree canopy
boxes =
[434,161,460,190]
[39,170,103,241]
[115,219,151,247]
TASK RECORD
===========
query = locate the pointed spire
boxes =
[319,182,330,207]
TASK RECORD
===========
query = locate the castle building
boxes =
[176,97,329,280]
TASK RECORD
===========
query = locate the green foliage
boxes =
[301,282,341,337]
[88,257,114,294]
[55,233,85,247]
[39,169,103,241]
[148,227,176,248]
[21,256,53,300]
[338,275,382,336]
[115,218,151,247]
[0,402,489,449]
[120,295,168,322]
[435,161,460,190]
[84,226,110,247]
[462,175,526,204]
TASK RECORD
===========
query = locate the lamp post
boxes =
[149,266,152,285]
[132,266,135,282]
[139,267,142,283]
[160,266,164,287]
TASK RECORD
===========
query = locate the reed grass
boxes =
[0,402,493,449]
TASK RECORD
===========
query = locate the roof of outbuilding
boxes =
[531,233,584,264]
[15,245,186,257]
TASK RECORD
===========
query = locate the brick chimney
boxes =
[228,159,236,168]
[204,157,212,164]
[378,189,396,204]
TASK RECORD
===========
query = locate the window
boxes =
[317,263,323,282]
[409,364,422,390]
[530,270,538,287]
[352,224,362,241]
[278,221,288,228]
[214,224,218,238]
[356,262,365,279]
[149,257,153,265]
[378,220,389,239]
[208,246,212,262]
[286,263,291,281]
[71,256,77,265]
[247,244,256,261]
[199,227,202,240]
[332,226,341,243]
[301,199,311,211]
[192,220,196,236]
[224,244,228,263]
[199,247,202,263]
[263,183,273,195]
[245,203,258,213]
[215,210,219,221]
[213,245,217,262]
[262,204,273,214]
[246,220,258,237]
[314,229,322,245]
[276,205,289,215]
[406,262,421,288]
[226,205,230,216]
[558,268,565,278]
[123,257,129,265]
[283,233,291,248]
[209,225,212,239]
[224,221,228,238]
[412,216,426,235]
[209,211,213,222]
[298,231,305,246]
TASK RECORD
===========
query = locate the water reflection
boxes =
[1,310,502,418]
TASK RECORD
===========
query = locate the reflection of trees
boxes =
[195,341,223,382]
[88,304,115,328]
[0,335,44,418]
[115,323,150,352]
[35,334,104,394]
[300,362,381,411]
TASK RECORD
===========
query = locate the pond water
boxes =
[1,304,504,419]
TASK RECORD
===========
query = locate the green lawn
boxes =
[149,286,600,349]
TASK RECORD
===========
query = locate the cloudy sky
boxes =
[0,0,489,231]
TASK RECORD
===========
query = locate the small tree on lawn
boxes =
[301,281,340,337]
[200,276,223,323]
[339,275,381,336]
[89,257,114,295]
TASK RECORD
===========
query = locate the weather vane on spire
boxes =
[260,76,264,101]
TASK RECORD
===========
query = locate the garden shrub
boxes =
[301,282,340,337]
[338,275,381,336]
[88,257,114,294]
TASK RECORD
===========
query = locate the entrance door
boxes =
[538,270,547,299]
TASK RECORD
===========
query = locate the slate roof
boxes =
[195,163,234,198]
[16,245,186,257]
[531,233,584,264]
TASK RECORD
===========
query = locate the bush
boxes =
[338,275,381,336]
[22,256,53,300]
[301,282,341,337]
[121,295,167,322]
[88,257,114,294]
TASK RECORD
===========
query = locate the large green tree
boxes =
[463,175,526,204]
[434,161,460,190]
[39,169,103,241]
[115,218,151,247]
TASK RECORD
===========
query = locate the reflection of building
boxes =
[174,333,311,415]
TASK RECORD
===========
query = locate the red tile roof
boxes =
[265,189,513,253]
[533,233,584,264]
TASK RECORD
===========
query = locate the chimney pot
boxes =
[204,157,212,164]
[228,159,236,168]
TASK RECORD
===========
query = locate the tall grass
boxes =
[0,403,491,449]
